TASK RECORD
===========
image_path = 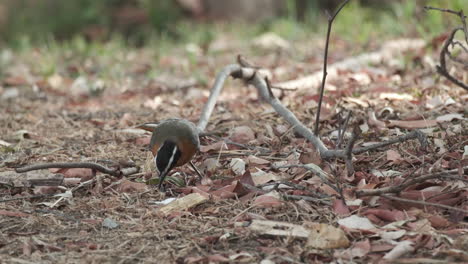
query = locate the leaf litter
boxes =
[0,28,467,263]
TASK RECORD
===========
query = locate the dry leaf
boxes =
[306,222,350,249]
[383,240,414,260]
[248,220,309,238]
[229,126,255,144]
[387,119,439,129]
[115,179,148,193]
[252,191,283,208]
[338,215,377,231]
[159,193,208,216]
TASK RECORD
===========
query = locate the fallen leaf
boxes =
[306,222,350,249]
[115,179,148,193]
[0,209,30,218]
[387,119,439,129]
[56,168,95,180]
[247,155,270,165]
[383,240,414,260]
[335,239,370,259]
[230,158,246,176]
[252,191,283,208]
[159,193,208,216]
[338,215,377,231]
[229,126,255,143]
[200,141,225,152]
[436,113,464,122]
[368,110,387,129]
[333,199,350,216]
[251,169,288,185]
[386,149,403,162]
[249,220,309,238]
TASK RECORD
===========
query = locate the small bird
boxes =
[137,118,200,190]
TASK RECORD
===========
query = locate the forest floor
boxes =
[0,25,467,263]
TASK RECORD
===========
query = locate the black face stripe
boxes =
[156,140,181,178]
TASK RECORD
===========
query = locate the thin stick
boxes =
[15,162,139,177]
[356,167,467,197]
[344,125,361,176]
[0,194,56,203]
[314,0,350,135]
[352,130,427,154]
[189,161,204,181]
[381,194,468,214]
[197,64,241,132]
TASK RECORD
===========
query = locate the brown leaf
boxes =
[210,181,239,199]
[247,155,270,165]
[368,110,387,129]
[200,141,225,152]
[252,191,283,208]
[387,119,439,129]
[364,209,406,222]
[56,168,95,180]
[336,239,371,259]
[229,126,255,143]
[115,179,148,193]
[306,222,350,249]
[0,209,30,218]
[333,199,350,216]
[4,76,28,86]
[386,149,403,162]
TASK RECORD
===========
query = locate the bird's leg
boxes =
[189,161,204,182]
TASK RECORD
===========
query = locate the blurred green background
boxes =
[0,0,465,48]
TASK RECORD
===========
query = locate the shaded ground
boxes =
[0,29,467,263]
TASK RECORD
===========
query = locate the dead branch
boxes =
[424,6,468,43]
[314,0,350,135]
[353,129,427,154]
[380,194,468,214]
[197,64,241,132]
[425,6,468,91]
[436,27,468,91]
[355,166,467,197]
[344,125,361,176]
[15,162,139,177]
[273,164,340,194]
[229,67,425,160]
[282,194,332,206]
[0,194,56,203]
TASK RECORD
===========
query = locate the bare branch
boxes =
[356,167,467,197]
[381,194,468,214]
[15,162,139,177]
[314,0,350,135]
[197,64,241,132]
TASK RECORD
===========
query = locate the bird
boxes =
[137,118,200,191]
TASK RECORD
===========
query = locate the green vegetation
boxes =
[1,0,466,50]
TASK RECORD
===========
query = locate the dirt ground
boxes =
[0,31,467,263]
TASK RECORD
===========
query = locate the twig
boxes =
[15,162,139,177]
[424,6,467,43]
[356,167,467,197]
[314,0,350,135]
[344,125,361,176]
[336,111,352,149]
[197,64,241,131]
[270,85,298,91]
[424,6,468,91]
[0,194,56,203]
[380,194,468,214]
[273,164,340,194]
[436,27,468,91]
[282,194,332,206]
[352,130,427,154]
